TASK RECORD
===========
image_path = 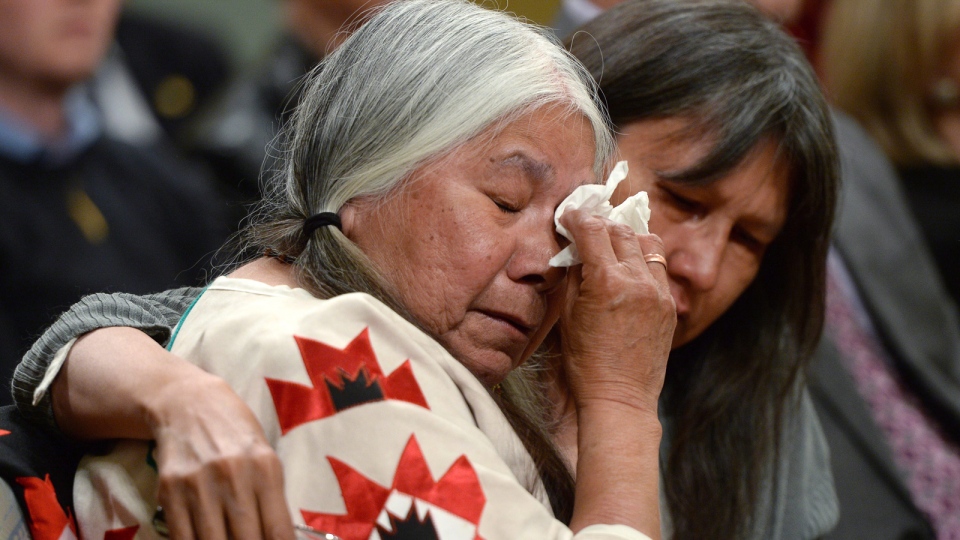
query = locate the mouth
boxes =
[477,309,536,338]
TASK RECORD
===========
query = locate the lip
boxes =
[477,309,537,338]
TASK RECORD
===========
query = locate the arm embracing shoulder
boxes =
[157,291,654,540]
[12,287,202,429]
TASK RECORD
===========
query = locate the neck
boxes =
[0,74,69,139]
[284,1,359,59]
[228,257,300,288]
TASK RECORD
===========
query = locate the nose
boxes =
[668,221,727,292]
[507,220,567,292]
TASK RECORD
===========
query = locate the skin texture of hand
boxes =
[558,209,676,414]
[52,327,295,540]
[558,209,676,539]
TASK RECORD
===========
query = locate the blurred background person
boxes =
[0,0,228,403]
[89,10,231,149]
[814,0,960,537]
[810,113,960,539]
[185,0,392,214]
[820,0,960,309]
[552,0,622,38]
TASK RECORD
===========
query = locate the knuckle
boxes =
[609,222,635,239]
[577,215,606,234]
[158,470,194,497]
[210,457,239,478]
[638,232,665,247]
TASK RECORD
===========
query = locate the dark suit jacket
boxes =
[810,113,960,539]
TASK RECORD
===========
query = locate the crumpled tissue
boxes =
[549,161,651,267]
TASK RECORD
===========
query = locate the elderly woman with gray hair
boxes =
[52,1,673,539]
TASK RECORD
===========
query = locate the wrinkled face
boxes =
[613,118,790,348]
[345,106,596,385]
[0,0,120,89]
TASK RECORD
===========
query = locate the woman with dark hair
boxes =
[553,1,839,537]
[14,0,839,538]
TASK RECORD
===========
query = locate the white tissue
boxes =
[549,161,650,267]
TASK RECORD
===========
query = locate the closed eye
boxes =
[660,185,701,213]
[731,226,765,253]
[493,199,520,214]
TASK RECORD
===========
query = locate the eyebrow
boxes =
[500,153,555,183]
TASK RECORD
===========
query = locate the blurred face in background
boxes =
[749,0,805,23]
[0,0,121,91]
[932,32,960,157]
[287,0,394,55]
[611,118,790,349]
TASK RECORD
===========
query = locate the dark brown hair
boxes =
[567,0,838,537]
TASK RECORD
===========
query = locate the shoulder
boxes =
[169,278,482,434]
[176,278,448,368]
[762,385,840,539]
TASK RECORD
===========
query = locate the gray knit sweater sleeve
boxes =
[11,287,203,429]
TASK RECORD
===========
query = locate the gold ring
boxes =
[643,253,667,269]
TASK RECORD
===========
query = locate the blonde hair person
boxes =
[820,0,960,166]
[821,0,960,314]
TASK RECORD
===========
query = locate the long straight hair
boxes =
[241,0,614,520]
[568,1,838,537]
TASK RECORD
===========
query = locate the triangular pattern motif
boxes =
[301,435,486,540]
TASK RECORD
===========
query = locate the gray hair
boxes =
[247,0,614,316]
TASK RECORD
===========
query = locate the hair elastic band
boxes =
[303,212,342,236]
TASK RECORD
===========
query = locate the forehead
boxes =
[437,106,598,184]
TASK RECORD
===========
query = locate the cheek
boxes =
[698,257,760,324]
[0,20,36,69]
[389,213,510,331]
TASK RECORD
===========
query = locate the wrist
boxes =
[573,379,662,419]
[140,361,224,437]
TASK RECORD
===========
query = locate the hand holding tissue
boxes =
[550,161,651,267]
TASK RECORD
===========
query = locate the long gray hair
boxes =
[246,0,614,319]
[241,1,614,519]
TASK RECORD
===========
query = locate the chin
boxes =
[460,353,518,389]
[671,325,697,350]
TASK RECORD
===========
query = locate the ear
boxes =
[339,202,359,240]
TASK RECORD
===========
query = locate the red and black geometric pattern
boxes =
[301,435,486,540]
[0,405,86,540]
[266,328,429,434]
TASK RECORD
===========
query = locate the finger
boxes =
[559,209,617,267]
[224,481,266,540]
[159,488,196,540]
[255,455,295,540]
[606,221,646,268]
[636,234,668,284]
[188,486,229,540]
